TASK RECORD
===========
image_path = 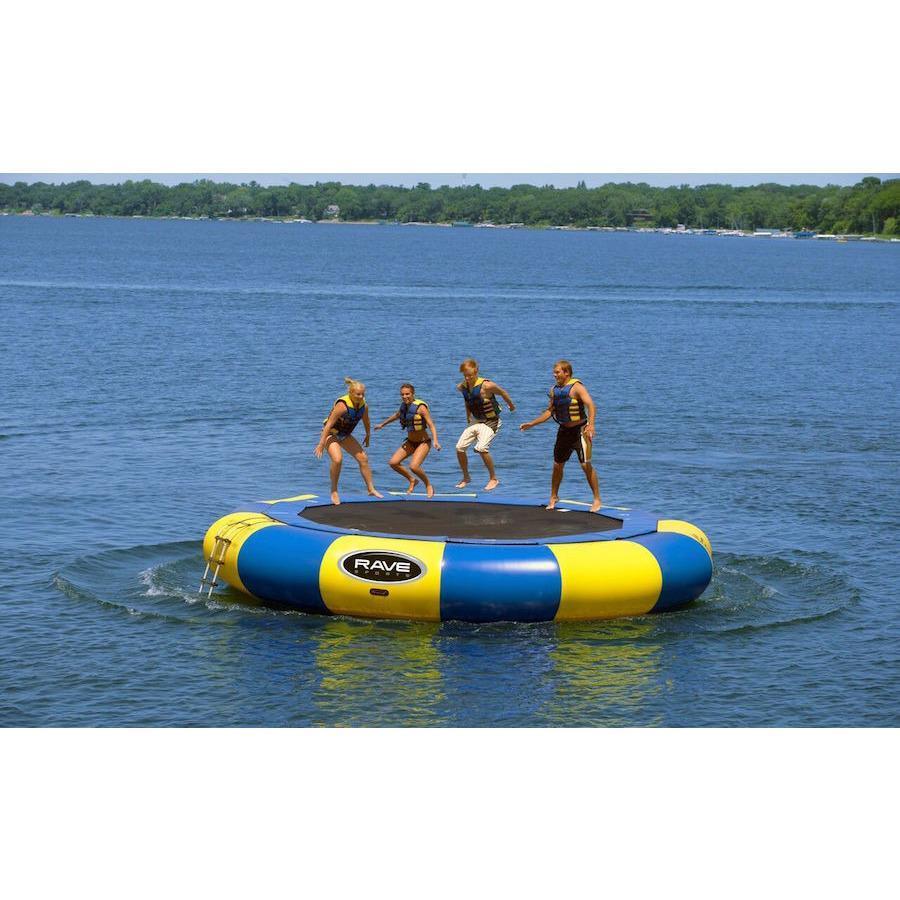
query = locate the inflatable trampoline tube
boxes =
[202,494,713,623]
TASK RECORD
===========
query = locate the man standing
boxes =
[455,358,515,491]
[519,360,601,511]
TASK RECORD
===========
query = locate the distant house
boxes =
[324,204,340,219]
[631,208,653,223]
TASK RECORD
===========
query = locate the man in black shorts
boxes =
[519,359,601,511]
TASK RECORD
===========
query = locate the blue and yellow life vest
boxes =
[460,377,501,422]
[329,394,366,436]
[550,378,586,424]
[399,399,428,433]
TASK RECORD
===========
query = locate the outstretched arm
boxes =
[520,408,553,431]
[362,408,372,447]
[375,411,400,431]
[572,384,597,440]
[484,380,515,412]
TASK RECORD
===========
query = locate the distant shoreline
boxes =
[2,210,899,242]
[3,177,898,236]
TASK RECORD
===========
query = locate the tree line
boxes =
[2,177,898,234]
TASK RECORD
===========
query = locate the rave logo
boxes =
[339,550,425,584]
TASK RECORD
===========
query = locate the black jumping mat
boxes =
[299,500,623,540]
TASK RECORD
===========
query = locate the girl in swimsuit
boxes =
[315,377,383,505]
[375,383,441,498]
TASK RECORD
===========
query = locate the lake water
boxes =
[2,216,898,726]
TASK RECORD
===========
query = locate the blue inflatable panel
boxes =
[238,526,336,614]
[439,543,562,623]
[631,532,714,612]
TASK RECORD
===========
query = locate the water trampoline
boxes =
[201,494,712,622]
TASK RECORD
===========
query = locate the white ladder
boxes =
[199,535,231,598]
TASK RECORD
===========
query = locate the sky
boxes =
[2,173,896,189]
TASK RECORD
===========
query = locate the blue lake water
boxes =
[2,216,898,726]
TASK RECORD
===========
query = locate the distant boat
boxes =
[452,221,473,227]
[793,231,816,239]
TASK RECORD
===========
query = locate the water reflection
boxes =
[310,617,445,727]
[538,620,664,726]
[304,614,664,727]
[202,599,665,726]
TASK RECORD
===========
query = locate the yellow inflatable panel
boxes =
[318,535,445,621]
[549,540,663,620]
[202,512,278,596]
[656,519,713,558]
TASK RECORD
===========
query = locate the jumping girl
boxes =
[315,377,383,505]
[375,383,441,498]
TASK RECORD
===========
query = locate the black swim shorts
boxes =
[554,424,592,464]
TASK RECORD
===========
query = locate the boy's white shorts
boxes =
[455,421,501,454]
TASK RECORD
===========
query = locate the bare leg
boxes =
[327,439,343,505]
[389,446,417,492]
[547,461,564,509]
[409,442,433,497]
[343,435,382,498]
[456,449,471,488]
[479,450,499,491]
[582,462,601,511]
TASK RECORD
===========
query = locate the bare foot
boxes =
[484,479,500,491]
[406,478,419,494]
[546,497,558,510]
[590,499,601,512]
[455,478,471,489]
[331,491,341,505]
[368,488,383,498]
[426,483,434,498]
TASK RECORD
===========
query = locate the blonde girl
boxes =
[315,377,382,505]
